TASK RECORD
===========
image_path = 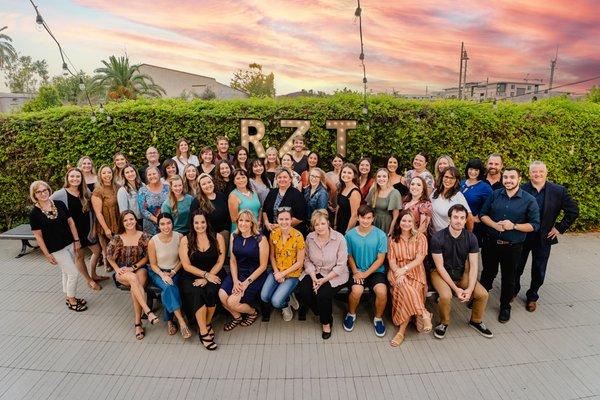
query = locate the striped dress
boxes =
[387,233,429,326]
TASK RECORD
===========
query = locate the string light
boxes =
[355,0,368,116]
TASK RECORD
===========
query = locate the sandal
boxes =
[167,321,178,335]
[134,323,145,340]
[390,331,405,347]
[88,280,102,291]
[223,316,243,331]
[181,325,192,340]
[146,311,160,325]
[199,332,217,350]
[206,323,215,338]
[66,301,87,312]
[65,298,87,306]
[240,310,259,327]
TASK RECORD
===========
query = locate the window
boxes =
[527,85,531,90]
[511,84,515,89]
[517,88,526,96]
[510,92,515,97]
[497,83,506,93]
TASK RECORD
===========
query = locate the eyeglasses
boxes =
[309,174,320,179]
[35,189,50,195]
[277,207,292,212]
[442,175,457,181]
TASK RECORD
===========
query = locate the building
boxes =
[439,81,545,102]
[0,92,35,113]
[137,64,248,100]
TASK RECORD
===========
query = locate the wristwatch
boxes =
[247,277,254,283]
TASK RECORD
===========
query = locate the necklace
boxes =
[37,201,58,219]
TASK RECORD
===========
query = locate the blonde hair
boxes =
[167,175,184,215]
[235,209,260,236]
[265,147,280,170]
[310,208,329,229]
[310,167,327,187]
[96,164,116,191]
[183,164,200,196]
[434,155,455,180]
[29,180,52,203]
[63,167,91,212]
[76,156,96,175]
[370,168,390,208]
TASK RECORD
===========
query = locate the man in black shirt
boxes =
[485,153,504,191]
[430,204,492,339]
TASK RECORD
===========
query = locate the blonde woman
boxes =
[77,156,97,193]
[434,155,455,182]
[30,180,86,311]
[264,146,280,188]
[172,138,199,175]
[183,164,200,196]
[304,167,329,221]
[112,152,129,188]
[160,175,197,235]
[91,165,119,268]
[365,168,402,236]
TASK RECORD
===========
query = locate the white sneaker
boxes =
[289,293,299,310]
[282,306,293,321]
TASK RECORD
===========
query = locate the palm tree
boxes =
[92,55,165,100]
[0,26,17,68]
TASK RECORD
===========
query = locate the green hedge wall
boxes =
[0,94,599,231]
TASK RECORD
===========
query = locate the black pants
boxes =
[297,274,341,325]
[515,234,552,302]
[480,241,523,310]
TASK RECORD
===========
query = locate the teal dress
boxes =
[230,189,261,233]
[161,194,195,234]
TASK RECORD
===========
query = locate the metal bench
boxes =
[0,224,39,258]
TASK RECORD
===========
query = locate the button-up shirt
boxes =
[301,228,349,287]
[480,188,540,243]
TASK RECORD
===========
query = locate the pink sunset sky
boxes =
[2,0,599,94]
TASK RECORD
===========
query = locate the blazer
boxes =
[521,180,579,245]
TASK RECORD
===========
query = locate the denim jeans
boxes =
[147,268,182,321]
[260,271,299,309]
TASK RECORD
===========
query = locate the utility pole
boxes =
[458,42,469,99]
[484,77,489,100]
[462,48,469,97]
[549,46,558,91]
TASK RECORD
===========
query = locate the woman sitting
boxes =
[107,211,159,340]
[219,210,268,331]
[147,213,191,340]
[179,211,226,350]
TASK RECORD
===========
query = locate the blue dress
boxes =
[137,184,170,235]
[221,234,267,304]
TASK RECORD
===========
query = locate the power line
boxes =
[355,1,368,114]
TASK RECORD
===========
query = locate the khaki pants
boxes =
[430,269,488,325]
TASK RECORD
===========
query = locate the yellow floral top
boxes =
[270,227,305,277]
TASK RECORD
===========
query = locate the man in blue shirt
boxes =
[480,167,540,323]
[343,205,388,337]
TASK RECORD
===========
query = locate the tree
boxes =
[21,85,61,112]
[92,55,165,100]
[4,54,49,93]
[51,73,104,105]
[587,86,600,103]
[199,86,216,100]
[0,26,17,68]
[230,63,275,98]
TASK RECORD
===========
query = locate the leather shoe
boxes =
[526,301,537,312]
[498,308,511,323]
[322,330,331,340]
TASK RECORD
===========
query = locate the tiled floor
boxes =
[0,233,598,400]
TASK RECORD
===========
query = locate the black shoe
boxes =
[261,302,272,322]
[469,321,493,338]
[298,308,307,321]
[322,330,331,340]
[498,308,511,323]
[467,299,473,309]
[434,323,448,339]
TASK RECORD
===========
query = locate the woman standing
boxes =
[365,168,402,236]
[434,155,455,182]
[460,158,492,244]
[430,166,473,233]
[77,156,97,193]
[113,152,129,187]
[30,180,87,311]
[386,155,409,197]
[263,167,307,236]
[107,211,158,340]
[179,211,226,350]
[147,213,191,339]
[405,152,435,193]
[358,157,375,203]
[264,147,280,188]
[195,173,231,250]
[162,159,179,182]
[183,164,200,196]
[304,167,329,221]
[138,166,170,236]
[228,169,261,232]
[214,160,234,196]
[219,211,268,331]
[403,176,433,235]
[91,165,119,268]
[261,208,305,321]
[325,154,344,222]
[117,164,143,224]
[388,210,431,347]
[280,153,302,191]
[233,146,250,171]
[297,209,349,339]
[198,146,215,176]
[161,175,197,235]
[335,163,361,233]
[52,168,103,291]
[300,152,320,188]
[172,138,199,175]
[248,158,270,205]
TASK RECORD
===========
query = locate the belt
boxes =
[496,240,511,245]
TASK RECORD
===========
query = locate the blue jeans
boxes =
[147,268,182,321]
[260,271,299,309]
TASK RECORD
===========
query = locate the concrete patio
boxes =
[0,233,599,400]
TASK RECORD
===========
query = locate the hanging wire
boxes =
[28,0,98,120]
[355,1,368,115]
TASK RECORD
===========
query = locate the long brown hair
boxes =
[167,175,184,215]
[63,167,91,212]
[339,163,359,192]
[187,210,218,255]
[433,166,461,200]
[390,209,419,242]
[197,173,215,213]
[213,159,231,193]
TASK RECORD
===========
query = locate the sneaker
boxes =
[374,319,386,337]
[434,323,448,339]
[289,293,300,310]
[343,313,356,332]
[469,321,493,338]
[498,308,511,323]
[282,306,293,322]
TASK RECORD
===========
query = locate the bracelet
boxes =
[247,277,253,283]
[203,271,208,278]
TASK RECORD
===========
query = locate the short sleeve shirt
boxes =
[270,227,305,277]
[430,192,471,233]
[345,226,388,273]
[430,227,479,281]
[30,201,73,253]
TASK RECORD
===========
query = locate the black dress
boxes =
[393,182,409,198]
[335,187,360,233]
[292,155,309,175]
[29,202,74,253]
[191,192,231,233]
[179,240,220,324]
[66,191,96,247]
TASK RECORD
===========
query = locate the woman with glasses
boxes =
[304,167,329,221]
[430,166,473,233]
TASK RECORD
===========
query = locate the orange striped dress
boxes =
[387,233,429,326]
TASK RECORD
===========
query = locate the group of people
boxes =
[28,134,579,349]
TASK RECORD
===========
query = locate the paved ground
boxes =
[0,233,599,400]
